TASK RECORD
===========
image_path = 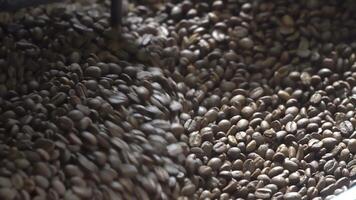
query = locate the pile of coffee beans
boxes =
[1,0,356,199]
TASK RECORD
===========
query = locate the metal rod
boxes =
[110,0,122,27]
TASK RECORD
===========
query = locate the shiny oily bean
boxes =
[255,188,272,199]
[284,192,302,200]
[285,121,297,133]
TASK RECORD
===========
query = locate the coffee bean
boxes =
[72,186,93,198]
[181,183,196,196]
[220,81,236,92]
[285,121,297,133]
[246,140,257,152]
[239,37,254,50]
[218,119,231,132]
[167,143,183,157]
[189,131,202,147]
[268,166,284,178]
[324,160,338,175]
[284,192,301,200]
[321,138,338,150]
[78,117,91,130]
[255,188,272,199]
[348,139,356,153]
[250,87,264,100]
[227,147,241,159]
[77,154,98,172]
[10,174,23,189]
[68,110,85,121]
[35,176,49,189]
[241,106,254,119]
[222,179,238,193]
[108,92,129,106]
[1,1,356,199]
[207,158,222,171]
[0,177,12,188]
[204,109,218,123]
[237,119,249,131]
[85,66,101,78]
[284,159,298,172]
[0,188,16,200]
[320,184,336,196]
[51,92,67,106]
[58,116,74,131]
[339,120,353,135]
[213,142,227,154]
[310,93,322,105]
[271,175,287,188]
[120,164,138,178]
[51,179,66,196]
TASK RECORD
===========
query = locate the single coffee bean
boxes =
[51,92,67,106]
[339,120,353,135]
[85,66,102,78]
[284,192,302,200]
[239,37,254,49]
[285,121,297,133]
[222,179,238,193]
[320,183,336,196]
[310,93,322,104]
[324,159,338,175]
[0,188,16,200]
[120,164,138,178]
[241,106,254,119]
[213,142,227,154]
[0,177,12,188]
[268,166,284,178]
[271,175,287,188]
[68,110,85,121]
[348,139,356,153]
[207,158,222,171]
[236,120,248,133]
[255,188,272,199]
[198,166,213,177]
[189,131,202,147]
[58,116,74,131]
[284,159,298,172]
[246,140,257,152]
[321,137,338,150]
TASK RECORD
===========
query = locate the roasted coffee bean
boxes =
[348,139,356,153]
[241,106,254,119]
[339,120,353,135]
[189,131,202,147]
[120,164,138,178]
[285,121,297,134]
[0,188,16,200]
[85,66,102,78]
[284,159,298,172]
[322,138,338,150]
[284,192,302,200]
[271,175,288,188]
[320,184,336,196]
[213,142,227,154]
[246,140,257,152]
[181,183,196,196]
[237,119,249,131]
[0,177,12,188]
[207,158,222,171]
[255,188,272,199]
